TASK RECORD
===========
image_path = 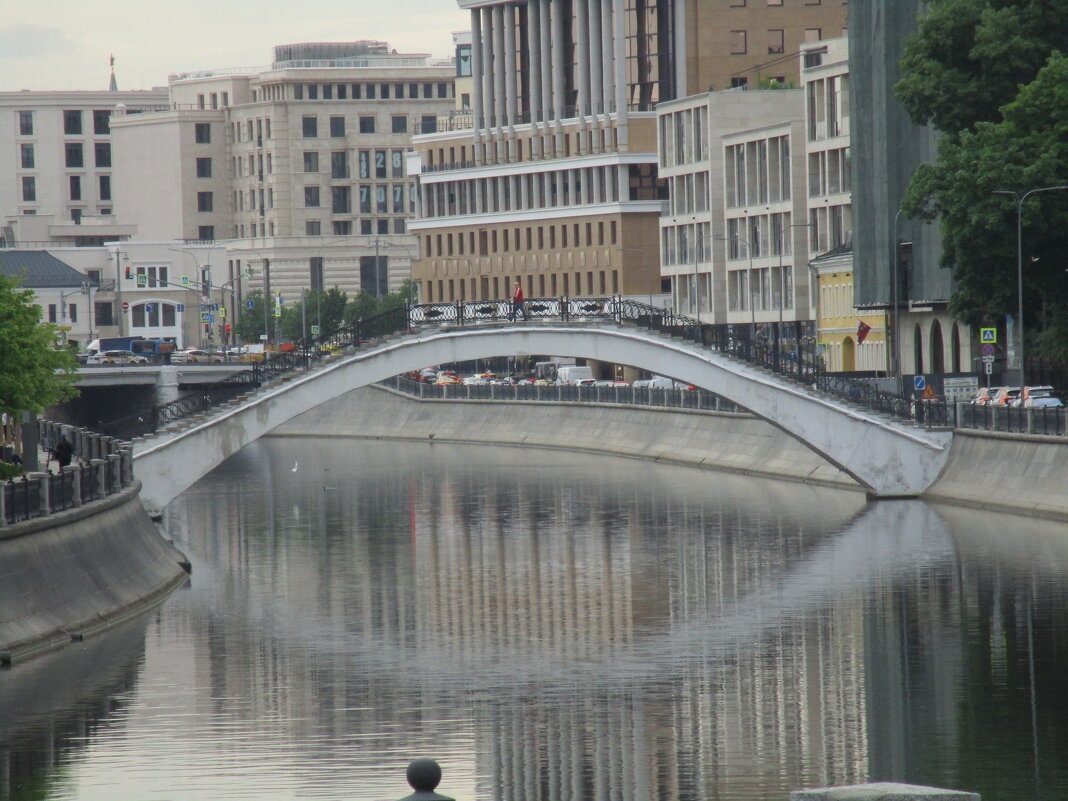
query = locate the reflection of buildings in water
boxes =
[0,612,151,798]
[167,441,981,799]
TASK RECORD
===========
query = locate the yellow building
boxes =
[811,245,888,373]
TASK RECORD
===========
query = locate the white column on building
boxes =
[528,0,543,123]
[592,165,603,204]
[551,0,566,118]
[493,5,507,130]
[612,0,628,137]
[589,0,604,116]
[602,0,616,116]
[482,9,496,128]
[576,0,590,118]
[540,0,554,121]
[503,4,518,125]
[471,8,485,132]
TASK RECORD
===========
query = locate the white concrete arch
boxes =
[133,323,953,513]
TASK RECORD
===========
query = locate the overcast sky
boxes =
[0,0,470,91]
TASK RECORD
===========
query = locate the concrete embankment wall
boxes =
[0,484,189,663]
[271,385,861,490]
[925,429,1068,520]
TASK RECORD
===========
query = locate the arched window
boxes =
[951,322,961,373]
[131,302,178,328]
[913,323,924,375]
[930,319,945,374]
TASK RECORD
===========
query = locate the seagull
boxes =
[291,461,299,472]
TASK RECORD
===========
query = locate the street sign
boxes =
[136,274,148,286]
[218,307,226,317]
[121,301,129,312]
[144,303,154,313]
[980,327,997,343]
[311,325,320,335]
[981,343,994,356]
[246,300,255,309]
[981,355,995,365]
[182,276,190,287]
[913,375,926,391]
[259,334,268,341]
[176,304,184,312]
[200,311,211,323]
[985,361,993,375]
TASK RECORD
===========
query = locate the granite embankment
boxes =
[0,483,190,663]
[273,385,1068,519]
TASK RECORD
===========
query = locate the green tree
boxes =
[234,290,269,342]
[903,54,1068,351]
[0,274,79,416]
[896,0,1068,136]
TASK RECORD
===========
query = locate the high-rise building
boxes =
[408,0,846,306]
[109,42,456,302]
[0,86,169,244]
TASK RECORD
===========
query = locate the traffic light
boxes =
[124,267,132,279]
[225,324,231,333]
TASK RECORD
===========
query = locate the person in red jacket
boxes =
[510,281,527,321]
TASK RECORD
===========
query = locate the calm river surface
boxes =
[3,438,1068,801]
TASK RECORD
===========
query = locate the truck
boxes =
[86,337,176,360]
[86,336,143,355]
[555,365,594,385]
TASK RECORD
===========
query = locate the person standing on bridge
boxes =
[51,435,73,470]
[510,281,527,321]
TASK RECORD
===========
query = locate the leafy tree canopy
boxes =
[902,54,1068,348]
[896,0,1068,135]
[0,274,79,417]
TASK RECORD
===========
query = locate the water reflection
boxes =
[2,439,1068,801]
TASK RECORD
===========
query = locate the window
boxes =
[437,83,448,98]
[366,83,376,99]
[99,175,111,201]
[375,150,386,178]
[333,221,352,235]
[359,150,370,178]
[305,186,320,207]
[377,218,389,234]
[95,302,114,327]
[767,29,784,54]
[69,176,82,201]
[730,30,747,55]
[198,225,215,241]
[380,83,390,99]
[805,28,823,42]
[393,185,404,213]
[393,218,406,234]
[48,304,57,323]
[394,83,405,98]
[359,185,371,214]
[421,115,437,133]
[306,220,322,235]
[95,142,111,167]
[196,157,212,177]
[375,185,387,213]
[93,109,110,135]
[331,186,351,213]
[303,151,319,172]
[18,111,33,135]
[322,84,332,100]
[197,191,213,212]
[424,83,433,98]
[294,83,304,100]
[308,84,319,100]
[331,151,349,179]
[22,176,35,201]
[302,116,318,137]
[360,255,388,297]
[359,116,376,133]
[391,115,408,133]
[409,83,419,98]
[194,123,211,143]
[65,143,83,168]
[361,219,373,234]
[391,150,403,178]
[351,83,361,99]
[20,144,34,168]
[330,116,345,137]
[63,110,82,135]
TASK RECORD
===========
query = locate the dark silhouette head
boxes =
[407,759,442,792]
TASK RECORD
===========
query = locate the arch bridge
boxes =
[130,298,952,514]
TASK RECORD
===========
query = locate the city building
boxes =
[0,85,169,242]
[109,41,457,302]
[408,0,847,307]
[0,250,97,351]
[849,0,973,376]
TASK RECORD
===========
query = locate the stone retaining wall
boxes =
[0,483,190,663]
[272,385,861,490]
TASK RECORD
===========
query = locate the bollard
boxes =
[398,759,455,801]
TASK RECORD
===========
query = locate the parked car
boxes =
[991,387,1021,406]
[173,349,223,364]
[86,349,148,366]
[1012,385,1055,408]
[970,387,1005,405]
[633,376,674,389]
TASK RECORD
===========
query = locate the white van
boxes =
[555,365,594,385]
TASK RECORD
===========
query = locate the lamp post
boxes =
[890,207,905,396]
[992,185,1068,394]
[365,238,415,298]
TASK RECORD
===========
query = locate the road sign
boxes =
[985,361,994,375]
[200,311,211,323]
[121,301,129,312]
[182,276,190,287]
[246,300,255,309]
[311,325,320,335]
[176,304,185,312]
[981,343,994,356]
[980,327,997,343]
[259,334,268,341]
[981,355,995,365]
[913,375,926,391]
[136,274,148,286]
[144,303,154,313]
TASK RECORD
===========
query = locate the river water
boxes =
[3,438,1068,801]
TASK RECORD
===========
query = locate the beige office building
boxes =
[408,0,847,306]
[110,42,456,303]
[0,87,168,243]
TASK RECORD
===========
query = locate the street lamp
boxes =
[891,207,905,395]
[168,246,211,347]
[992,185,1068,394]
[364,238,415,298]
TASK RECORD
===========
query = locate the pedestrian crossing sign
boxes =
[980,327,997,343]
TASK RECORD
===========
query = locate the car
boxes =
[575,378,598,387]
[1025,394,1064,408]
[173,349,223,364]
[87,349,148,366]
[1012,385,1055,408]
[633,376,674,389]
[434,375,460,385]
[991,387,1021,406]
[970,387,1004,405]
[419,367,438,382]
[592,380,630,387]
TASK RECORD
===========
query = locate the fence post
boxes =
[91,459,107,499]
[35,473,51,516]
[0,481,6,525]
[71,465,82,507]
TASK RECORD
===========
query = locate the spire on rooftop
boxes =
[109,54,118,91]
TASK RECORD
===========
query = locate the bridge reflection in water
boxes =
[5,440,1068,800]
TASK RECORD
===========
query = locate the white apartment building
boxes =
[110,41,456,302]
[658,88,809,326]
[0,88,169,243]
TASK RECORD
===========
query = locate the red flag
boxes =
[857,320,872,344]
